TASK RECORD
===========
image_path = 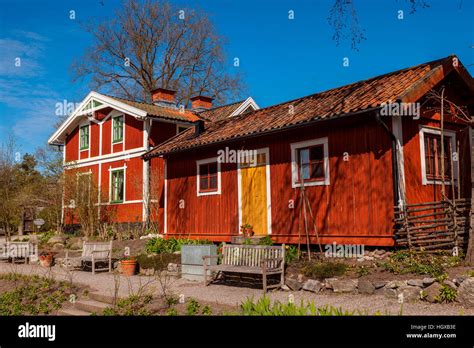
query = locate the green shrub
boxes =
[186,298,201,315]
[302,261,347,279]
[436,286,457,303]
[136,253,180,271]
[258,236,274,246]
[240,296,360,316]
[202,305,212,315]
[38,231,55,246]
[285,245,298,265]
[103,295,153,316]
[0,274,77,315]
[378,250,460,278]
[145,237,213,254]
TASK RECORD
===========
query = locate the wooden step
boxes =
[88,292,118,305]
[57,308,90,316]
[75,299,110,314]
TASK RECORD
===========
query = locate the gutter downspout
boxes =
[375,111,400,207]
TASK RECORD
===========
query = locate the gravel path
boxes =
[1,262,472,316]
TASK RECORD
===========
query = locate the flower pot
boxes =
[39,254,53,268]
[120,259,137,276]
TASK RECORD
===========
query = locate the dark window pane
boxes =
[209,175,217,189]
[311,162,324,179]
[200,164,209,176]
[200,177,208,190]
[208,163,217,174]
[310,146,324,161]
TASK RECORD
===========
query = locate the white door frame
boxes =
[237,147,272,235]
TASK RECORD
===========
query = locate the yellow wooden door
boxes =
[240,153,268,235]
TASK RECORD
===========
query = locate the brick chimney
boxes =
[151,88,176,107]
[190,95,213,111]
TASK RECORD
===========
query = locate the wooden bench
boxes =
[0,241,37,264]
[203,244,285,292]
[64,241,113,274]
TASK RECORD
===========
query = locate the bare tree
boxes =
[72,0,243,105]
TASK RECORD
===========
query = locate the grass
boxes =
[301,261,347,279]
[377,250,462,278]
[0,273,78,315]
[240,296,371,316]
[102,295,153,316]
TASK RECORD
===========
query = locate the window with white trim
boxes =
[76,172,92,206]
[196,158,221,196]
[112,115,124,143]
[291,138,330,187]
[110,169,124,203]
[419,127,457,185]
[79,124,89,150]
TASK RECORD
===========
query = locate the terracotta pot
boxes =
[39,255,53,268]
[121,259,137,276]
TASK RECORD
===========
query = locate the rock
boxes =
[281,284,290,291]
[167,263,180,273]
[52,242,65,251]
[454,277,466,287]
[398,285,422,302]
[47,235,67,245]
[302,279,323,293]
[68,237,83,250]
[286,278,303,291]
[458,278,474,308]
[328,279,358,293]
[374,249,386,256]
[443,280,457,290]
[364,256,375,261]
[407,279,424,287]
[423,282,442,303]
[324,278,338,289]
[374,280,388,289]
[422,277,436,287]
[383,288,398,299]
[358,280,375,294]
[356,258,365,262]
[297,274,305,283]
[386,280,406,289]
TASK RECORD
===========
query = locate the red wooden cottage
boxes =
[143,55,474,247]
[48,88,259,230]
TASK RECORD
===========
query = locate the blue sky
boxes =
[0,0,473,155]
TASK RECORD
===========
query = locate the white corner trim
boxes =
[419,126,458,185]
[229,96,260,117]
[290,137,330,188]
[196,157,221,196]
[392,116,406,206]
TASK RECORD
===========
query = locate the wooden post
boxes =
[465,126,474,265]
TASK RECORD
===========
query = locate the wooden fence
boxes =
[394,198,472,251]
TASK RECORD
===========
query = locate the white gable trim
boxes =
[48,91,147,145]
[229,97,260,117]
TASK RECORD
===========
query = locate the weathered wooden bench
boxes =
[0,241,37,264]
[64,241,113,274]
[203,244,285,292]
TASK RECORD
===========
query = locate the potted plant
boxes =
[240,224,254,237]
[39,252,54,268]
[120,255,137,276]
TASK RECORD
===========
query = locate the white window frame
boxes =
[78,121,90,152]
[176,124,190,135]
[109,165,127,203]
[111,114,125,145]
[196,157,221,196]
[419,126,458,185]
[291,137,330,188]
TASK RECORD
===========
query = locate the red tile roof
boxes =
[198,100,246,122]
[143,55,471,158]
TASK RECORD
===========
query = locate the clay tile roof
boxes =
[106,95,200,122]
[144,55,467,158]
[198,100,246,122]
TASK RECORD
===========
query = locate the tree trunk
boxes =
[465,126,474,265]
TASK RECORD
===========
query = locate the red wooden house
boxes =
[48,88,259,230]
[144,55,474,247]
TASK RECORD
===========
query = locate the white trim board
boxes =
[290,137,330,188]
[48,91,147,145]
[392,116,406,206]
[418,126,458,185]
[196,157,222,196]
[64,147,147,169]
[237,147,272,235]
[229,96,260,117]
